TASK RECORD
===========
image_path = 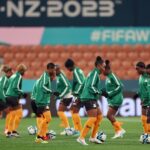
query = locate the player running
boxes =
[55,65,73,135]
[135,62,149,135]
[103,60,126,139]
[5,64,27,137]
[33,63,55,144]
[65,59,85,136]
[76,56,104,145]
[0,65,13,133]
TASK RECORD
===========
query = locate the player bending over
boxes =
[103,60,126,139]
[5,64,27,137]
[65,59,85,136]
[135,62,149,134]
[55,65,73,135]
[0,65,13,134]
[33,63,55,144]
[77,56,104,145]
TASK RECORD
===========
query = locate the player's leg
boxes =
[91,107,103,139]
[57,101,70,130]
[36,107,51,143]
[12,104,23,136]
[77,101,101,145]
[147,106,150,134]
[107,106,125,139]
[71,99,82,133]
[141,106,148,133]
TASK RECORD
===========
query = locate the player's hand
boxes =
[22,93,28,98]
[133,93,139,100]
[101,90,108,98]
[53,92,60,97]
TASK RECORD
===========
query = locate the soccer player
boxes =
[55,65,73,135]
[65,59,85,136]
[135,62,149,134]
[103,60,126,139]
[146,64,150,136]
[0,65,13,133]
[33,63,55,144]
[76,56,104,145]
[5,64,27,137]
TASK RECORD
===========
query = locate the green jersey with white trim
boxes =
[138,73,149,106]
[34,71,52,107]
[0,75,9,101]
[105,73,123,106]
[72,67,85,98]
[6,72,23,97]
[81,68,102,101]
[56,72,71,99]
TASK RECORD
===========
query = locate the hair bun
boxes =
[96,56,102,61]
[105,60,110,65]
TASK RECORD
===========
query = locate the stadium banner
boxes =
[0,0,150,27]
[41,27,150,45]
[20,92,142,118]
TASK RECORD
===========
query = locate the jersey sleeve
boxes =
[59,74,70,98]
[73,69,84,95]
[42,73,52,94]
[107,74,122,98]
[89,72,101,94]
[14,76,24,96]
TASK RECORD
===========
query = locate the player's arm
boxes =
[73,69,84,95]
[107,74,122,98]
[59,74,70,98]
[42,73,52,94]
[14,76,24,96]
[89,72,101,95]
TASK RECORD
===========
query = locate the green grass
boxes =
[0,117,149,150]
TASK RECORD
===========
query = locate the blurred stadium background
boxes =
[0,0,150,118]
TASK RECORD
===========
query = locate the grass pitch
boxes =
[0,117,149,150]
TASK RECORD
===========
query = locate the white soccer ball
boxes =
[140,134,150,144]
[48,130,56,139]
[27,126,37,135]
[65,128,74,136]
[96,131,107,142]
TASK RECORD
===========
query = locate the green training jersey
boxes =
[72,67,85,98]
[0,75,9,101]
[81,68,102,101]
[105,73,123,107]
[34,71,52,107]
[147,74,150,106]
[138,73,149,106]
[31,81,37,100]
[56,72,71,99]
[6,72,23,97]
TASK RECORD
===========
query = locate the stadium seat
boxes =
[15,53,26,61]
[31,61,42,70]
[38,52,49,61]
[4,53,14,62]
[26,52,37,61]
[128,52,139,60]
[117,52,127,60]
[88,45,99,52]
[105,52,116,60]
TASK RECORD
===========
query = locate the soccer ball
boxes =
[65,128,74,136]
[48,130,56,139]
[96,131,107,142]
[140,134,150,144]
[27,125,37,135]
